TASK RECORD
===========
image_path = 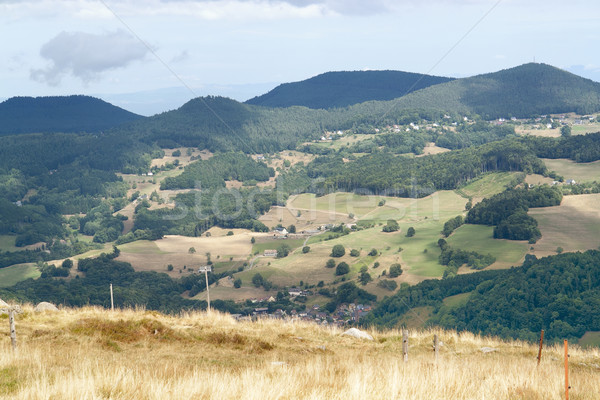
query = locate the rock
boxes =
[34,302,59,312]
[341,328,374,341]
[480,347,497,353]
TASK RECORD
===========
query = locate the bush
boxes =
[227,231,234,236]
[406,227,415,237]
[350,249,360,257]
[382,219,399,232]
[233,278,242,288]
[377,279,398,291]
[331,244,345,257]
[368,248,378,256]
[302,246,310,254]
[389,264,403,278]
[325,259,336,268]
[335,262,350,275]
[61,259,74,269]
[167,264,174,271]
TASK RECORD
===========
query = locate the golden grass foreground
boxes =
[1,306,600,399]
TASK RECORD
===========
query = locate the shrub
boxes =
[302,246,310,254]
[368,248,378,256]
[406,227,415,237]
[389,264,403,278]
[377,279,398,291]
[325,259,336,268]
[350,249,360,257]
[233,278,242,288]
[382,219,399,232]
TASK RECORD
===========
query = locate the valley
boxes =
[2,63,600,347]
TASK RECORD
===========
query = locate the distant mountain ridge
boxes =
[245,70,455,109]
[0,95,143,135]
[380,63,600,118]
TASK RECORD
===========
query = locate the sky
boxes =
[2,0,600,115]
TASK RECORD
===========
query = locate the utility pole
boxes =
[198,266,212,313]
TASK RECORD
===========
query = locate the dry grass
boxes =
[1,306,599,399]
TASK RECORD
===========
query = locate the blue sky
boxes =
[2,0,600,115]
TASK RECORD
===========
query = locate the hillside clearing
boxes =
[529,193,600,257]
[0,264,40,288]
[542,158,600,183]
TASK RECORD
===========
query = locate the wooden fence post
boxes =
[433,334,439,362]
[564,339,569,400]
[537,329,544,366]
[9,310,17,351]
[402,329,408,362]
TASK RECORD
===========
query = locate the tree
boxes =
[359,268,372,285]
[325,259,336,268]
[389,264,403,278]
[276,243,291,258]
[252,273,264,288]
[227,231,234,236]
[335,262,350,275]
[331,244,346,257]
[302,246,310,253]
[561,125,572,137]
[382,219,399,232]
[188,247,196,254]
[251,236,255,244]
[406,227,416,237]
[287,224,296,234]
[350,249,360,257]
[368,248,378,256]
[61,259,74,269]
[167,264,174,271]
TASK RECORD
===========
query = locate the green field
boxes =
[458,172,522,200]
[542,158,600,183]
[0,235,18,252]
[446,224,529,268]
[0,264,40,288]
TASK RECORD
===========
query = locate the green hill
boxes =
[245,70,454,109]
[379,63,600,118]
[0,95,143,135]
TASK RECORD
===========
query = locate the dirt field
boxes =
[419,142,451,156]
[116,233,265,277]
[529,193,600,257]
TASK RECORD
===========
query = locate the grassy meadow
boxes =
[542,158,600,183]
[1,306,599,399]
[0,264,40,288]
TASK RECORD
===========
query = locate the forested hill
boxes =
[245,70,454,109]
[0,95,143,135]
[385,63,600,118]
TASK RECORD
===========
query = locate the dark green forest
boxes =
[245,70,454,109]
[0,95,142,135]
[363,250,600,343]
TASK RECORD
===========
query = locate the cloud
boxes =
[171,50,190,63]
[30,30,150,86]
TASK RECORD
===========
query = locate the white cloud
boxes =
[30,30,150,86]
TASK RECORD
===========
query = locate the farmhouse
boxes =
[264,249,278,257]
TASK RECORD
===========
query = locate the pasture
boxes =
[0,263,40,288]
[542,158,600,183]
[116,233,258,277]
[529,193,600,257]
[446,224,529,269]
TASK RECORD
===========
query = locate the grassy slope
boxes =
[0,264,40,288]
[1,306,600,399]
[542,158,600,183]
